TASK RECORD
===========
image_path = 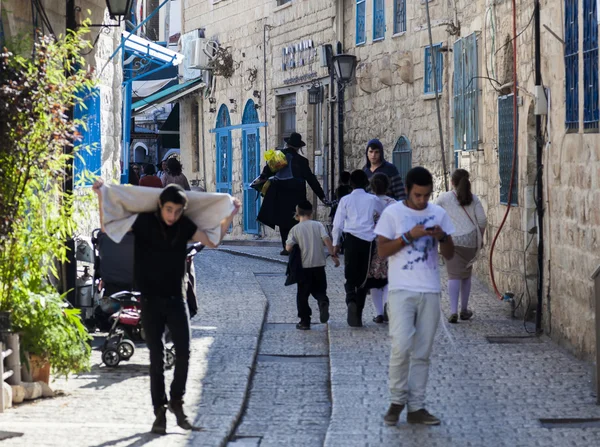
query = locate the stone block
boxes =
[22,381,42,400]
[2,381,12,410]
[10,384,24,404]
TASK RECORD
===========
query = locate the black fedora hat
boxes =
[284,132,306,148]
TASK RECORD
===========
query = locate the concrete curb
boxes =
[216,248,288,266]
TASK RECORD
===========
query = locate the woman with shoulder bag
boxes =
[436,169,487,323]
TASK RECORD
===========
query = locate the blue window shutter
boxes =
[424,44,443,94]
[356,0,366,45]
[373,0,385,41]
[394,0,406,34]
[565,0,579,130]
[464,33,479,151]
[392,136,412,182]
[498,95,518,205]
[583,0,598,130]
[74,87,102,187]
[453,38,464,151]
[215,105,232,195]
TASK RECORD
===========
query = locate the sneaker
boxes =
[448,314,458,324]
[296,322,310,330]
[460,310,473,321]
[383,403,405,426]
[407,409,441,426]
[347,302,362,327]
[280,249,289,256]
[373,315,384,324]
[151,405,167,434]
[168,400,192,430]
[319,302,330,323]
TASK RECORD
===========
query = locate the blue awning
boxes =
[131,78,205,115]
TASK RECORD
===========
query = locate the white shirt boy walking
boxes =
[375,167,455,426]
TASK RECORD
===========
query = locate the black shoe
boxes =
[448,313,458,324]
[383,403,405,426]
[168,400,192,430]
[373,315,384,324]
[319,302,330,323]
[280,249,289,256]
[460,310,474,321]
[407,408,441,426]
[347,302,362,327]
[151,405,167,434]
[296,322,310,330]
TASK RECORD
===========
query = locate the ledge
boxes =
[422,92,442,100]
[273,2,293,13]
[392,31,406,39]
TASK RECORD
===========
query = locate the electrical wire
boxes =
[81,33,102,56]
[494,8,535,57]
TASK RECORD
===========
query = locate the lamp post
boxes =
[331,53,357,179]
[106,0,134,22]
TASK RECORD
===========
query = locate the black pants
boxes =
[343,234,372,315]
[297,266,329,324]
[279,222,297,250]
[142,296,191,409]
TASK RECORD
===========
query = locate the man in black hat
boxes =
[257,132,328,255]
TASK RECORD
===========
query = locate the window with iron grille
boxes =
[498,95,518,205]
[424,44,443,94]
[74,87,102,187]
[277,94,296,149]
[453,33,479,151]
[565,0,579,131]
[356,0,366,45]
[394,0,406,34]
[583,0,598,130]
[392,136,412,182]
[373,0,385,41]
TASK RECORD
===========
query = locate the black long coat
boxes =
[257,149,325,230]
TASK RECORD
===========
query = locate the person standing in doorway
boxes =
[363,139,407,201]
[285,200,340,330]
[257,132,328,255]
[332,170,384,327]
[93,180,240,434]
[376,167,454,426]
[436,169,487,323]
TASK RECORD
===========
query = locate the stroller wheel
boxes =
[117,339,135,360]
[165,348,175,370]
[102,348,121,367]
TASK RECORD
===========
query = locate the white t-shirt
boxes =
[374,201,455,293]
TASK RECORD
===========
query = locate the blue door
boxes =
[242,100,261,234]
[215,105,232,194]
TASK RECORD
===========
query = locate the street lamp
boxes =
[332,54,357,85]
[106,0,134,20]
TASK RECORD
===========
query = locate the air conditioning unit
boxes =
[189,38,215,70]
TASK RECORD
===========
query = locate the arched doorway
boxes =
[133,142,148,163]
[242,100,261,234]
[392,136,412,182]
[215,105,232,194]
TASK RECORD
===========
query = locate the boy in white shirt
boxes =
[375,167,455,426]
[286,200,340,330]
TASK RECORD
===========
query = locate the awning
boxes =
[159,104,180,148]
[131,78,205,115]
[123,31,184,66]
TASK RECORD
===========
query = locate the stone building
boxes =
[179,0,344,238]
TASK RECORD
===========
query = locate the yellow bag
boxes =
[265,149,288,172]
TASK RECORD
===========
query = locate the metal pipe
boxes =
[329,70,335,199]
[263,24,270,147]
[338,82,345,175]
[534,0,544,333]
[424,0,448,191]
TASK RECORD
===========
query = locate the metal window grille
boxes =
[583,0,598,130]
[565,0,579,131]
[242,100,261,234]
[394,0,406,34]
[453,34,479,151]
[356,0,366,45]
[392,136,412,182]
[373,0,385,41]
[424,44,443,94]
[498,95,518,205]
[74,87,102,187]
[215,105,232,194]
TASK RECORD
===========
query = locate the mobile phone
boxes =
[425,226,436,231]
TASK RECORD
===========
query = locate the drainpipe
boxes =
[263,24,271,147]
[336,41,345,176]
[329,62,336,199]
[534,0,544,333]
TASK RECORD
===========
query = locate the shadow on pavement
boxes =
[89,431,184,447]
[78,363,149,390]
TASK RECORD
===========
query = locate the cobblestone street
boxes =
[1,245,600,446]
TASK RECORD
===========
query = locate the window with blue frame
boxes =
[392,136,412,182]
[424,44,443,94]
[583,0,598,130]
[565,0,579,131]
[453,33,479,151]
[393,0,406,34]
[356,0,366,45]
[373,0,385,41]
[498,95,518,205]
[73,87,102,187]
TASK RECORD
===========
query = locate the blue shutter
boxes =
[464,33,479,150]
[356,0,366,45]
[583,0,598,130]
[74,87,102,187]
[565,0,579,130]
[424,44,443,94]
[498,95,518,205]
[242,100,261,234]
[373,0,385,41]
[392,136,412,182]
[215,105,232,194]
[453,38,464,151]
[394,0,406,34]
